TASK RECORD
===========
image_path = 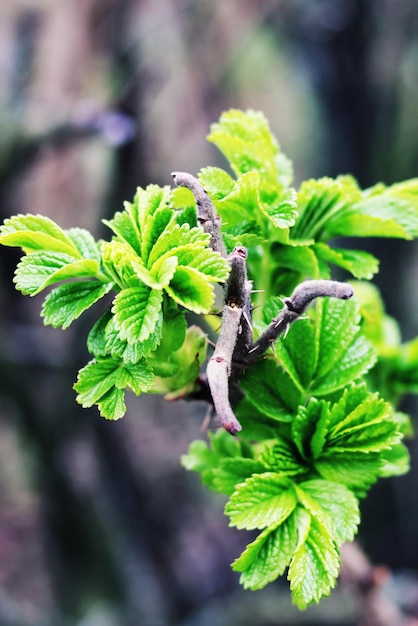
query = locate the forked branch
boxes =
[171,170,354,434]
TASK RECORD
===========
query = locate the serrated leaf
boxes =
[100,241,138,288]
[0,213,80,256]
[150,325,207,398]
[105,314,162,362]
[112,285,163,344]
[165,265,215,313]
[147,222,209,268]
[296,480,359,545]
[87,309,112,357]
[241,359,301,422]
[74,357,154,419]
[315,298,360,379]
[292,176,361,241]
[330,181,418,239]
[292,399,329,461]
[225,473,297,530]
[288,513,340,608]
[275,317,317,393]
[325,387,399,453]
[212,458,266,496]
[379,443,410,477]
[313,335,376,395]
[66,228,101,262]
[208,109,290,186]
[198,166,235,199]
[260,441,306,477]
[103,209,142,256]
[14,252,100,295]
[315,451,381,494]
[314,243,379,280]
[97,387,126,420]
[232,512,299,590]
[41,281,113,329]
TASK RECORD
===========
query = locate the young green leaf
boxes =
[112,284,163,344]
[74,356,154,419]
[14,252,101,296]
[0,213,81,256]
[41,281,113,329]
[225,473,297,530]
[232,512,299,590]
[288,512,340,608]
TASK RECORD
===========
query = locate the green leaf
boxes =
[112,285,163,344]
[66,228,101,262]
[331,181,418,239]
[41,281,113,329]
[14,252,101,295]
[288,513,340,608]
[296,480,360,545]
[0,213,80,256]
[105,314,162,362]
[260,441,306,477]
[275,317,317,393]
[314,243,379,280]
[315,451,381,493]
[74,357,154,419]
[150,325,207,398]
[232,512,299,590]
[208,109,291,186]
[165,265,215,313]
[225,473,297,530]
[313,335,376,395]
[324,386,399,453]
[292,176,361,241]
[292,399,330,461]
[198,166,235,199]
[241,359,301,422]
[211,458,266,496]
[87,309,112,357]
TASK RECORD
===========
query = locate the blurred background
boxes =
[1,1,418,624]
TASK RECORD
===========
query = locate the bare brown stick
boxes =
[171,171,227,258]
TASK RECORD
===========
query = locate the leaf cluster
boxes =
[2,108,418,609]
[0,186,229,418]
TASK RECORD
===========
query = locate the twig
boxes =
[236,280,354,367]
[205,247,250,435]
[171,171,227,258]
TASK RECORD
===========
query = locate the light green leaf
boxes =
[260,441,306,477]
[66,228,101,262]
[97,387,126,420]
[296,480,360,545]
[41,281,113,329]
[150,325,207,398]
[211,458,266,496]
[313,335,377,396]
[198,166,235,199]
[0,213,80,256]
[275,317,317,393]
[74,357,154,418]
[165,265,215,313]
[232,512,299,590]
[14,252,100,295]
[314,243,379,279]
[315,451,381,494]
[241,359,300,422]
[288,514,340,608]
[225,473,297,530]
[208,109,290,185]
[112,285,163,344]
